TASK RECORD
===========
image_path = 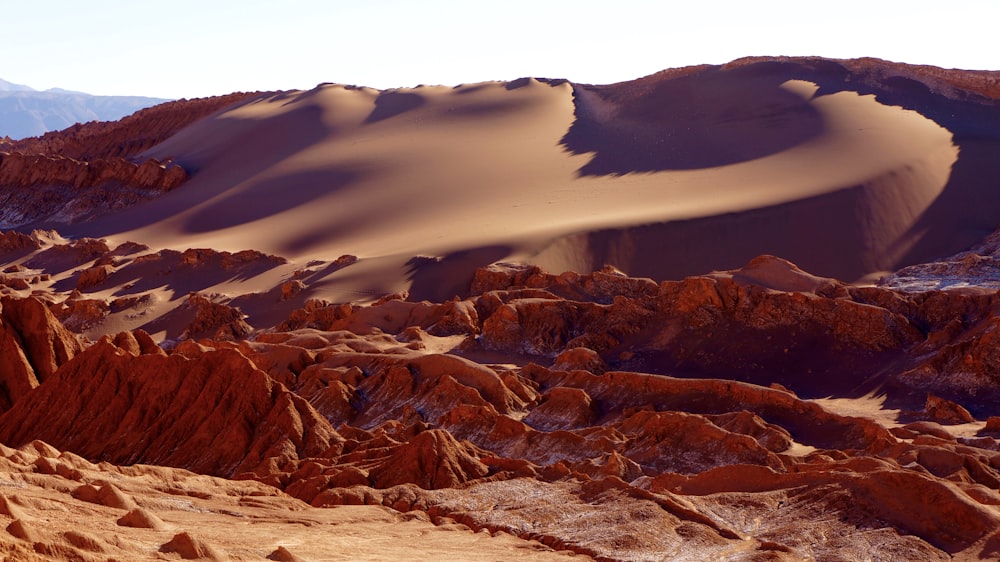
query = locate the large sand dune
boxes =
[64,58,1000,303]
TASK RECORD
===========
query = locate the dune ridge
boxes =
[29,57,987,298]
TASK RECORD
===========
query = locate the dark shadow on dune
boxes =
[365,91,426,123]
[783,59,1000,270]
[562,62,827,175]
[453,83,491,95]
[68,102,335,240]
[505,77,569,90]
[536,185,875,282]
[183,168,361,233]
[563,57,1000,275]
[821,78,1000,268]
[406,246,511,302]
[631,346,906,402]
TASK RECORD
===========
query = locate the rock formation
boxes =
[0,92,262,228]
[1,250,999,559]
[0,92,262,161]
[0,296,82,410]
[0,335,339,477]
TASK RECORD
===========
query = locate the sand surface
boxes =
[64,62,974,304]
[0,442,579,561]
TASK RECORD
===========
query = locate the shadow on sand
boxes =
[561,62,827,175]
[557,58,1000,279]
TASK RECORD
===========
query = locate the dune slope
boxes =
[57,57,1000,296]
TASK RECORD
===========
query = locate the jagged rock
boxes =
[551,347,606,374]
[730,254,840,293]
[5,518,37,542]
[0,274,29,291]
[280,280,306,300]
[0,151,188,192]
[180,247,286,269]
[0,296,82,409]
[0,92,265,228]
[52,297,110,332]
[470,263,544,294]
[369,429,490,490]
[4,92,261,161]
[111,330,165,357]
[0,339,341,477]
[183,294,252,341]
[118,508,169,530]
[161,532,228,561]
[925,395,975,425]
[76,264,112,289]
[523,387,595,431]
[0,231,39,255]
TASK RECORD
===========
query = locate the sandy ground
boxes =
[0,442,581,561]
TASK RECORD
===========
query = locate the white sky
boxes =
[2,1,997,99]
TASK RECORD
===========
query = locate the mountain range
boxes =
[0,78,169,140]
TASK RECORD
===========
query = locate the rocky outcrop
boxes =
[3,252,1000,559]
[0,296,82,410]
[1,92,262,161]
[0,153,187,227]
[0,92,263,227]
[0,337,340,477]
[368,429,490,490]
[0,151,186,191]
[182,294,253,341]
[473,257,922,399]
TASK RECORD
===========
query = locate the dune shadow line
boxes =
[561,62,827,176]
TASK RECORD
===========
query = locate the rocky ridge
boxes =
[0,92,263,228]
[2,249,1000,559]
[0,440,572,562]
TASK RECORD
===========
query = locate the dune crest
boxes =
[41,57,992,296]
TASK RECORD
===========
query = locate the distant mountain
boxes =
[0,78,35,92]
[0,79,169,140]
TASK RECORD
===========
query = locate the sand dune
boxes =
[58,57,1000,305]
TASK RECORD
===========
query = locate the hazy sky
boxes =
[3,1,997,99]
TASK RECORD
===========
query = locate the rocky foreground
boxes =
[2,233,1000,560]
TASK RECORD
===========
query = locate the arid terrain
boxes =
[1,56,1000,560]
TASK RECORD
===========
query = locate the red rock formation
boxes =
[0,92,263,227]
[0,230,40,255]
[1,92,262,161]
[0,151,186,191]
[0,338,340,477]
[368,429,490,490]
[182,293,253,341]
[473,258,921,399]
[3,250,1000,559]
[924,394,976,424]
[0,296,82,410]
